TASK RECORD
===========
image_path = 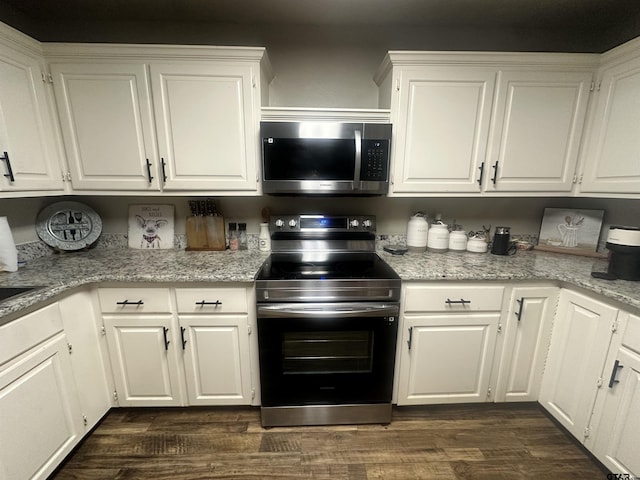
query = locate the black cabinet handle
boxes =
[608,360,624,388]
[445,298,471,306]
[163,326,170,350]
[161,158,167,183]
[515,298,524,321]
[195,300,222,307]
[1,151,15,182]
[407,326,413,350]
[477,161,484,187]
[180,326,187,350]
[491,161,499,185]
[145,159,154,183]
[116,300,144,306]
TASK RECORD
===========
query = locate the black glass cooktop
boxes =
[256,252,400,281]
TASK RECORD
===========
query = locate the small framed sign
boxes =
[538,208,604,254]
[128,204,175,249]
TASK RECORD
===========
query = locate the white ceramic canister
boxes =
[406,214,429,252]
[467,236,488,253]
[258,222,271,252]
[427,223,449,252]
[449,230,467,251]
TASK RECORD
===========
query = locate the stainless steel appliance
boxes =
[261,122,392,196]
[255,214,401,427]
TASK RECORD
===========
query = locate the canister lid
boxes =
[607,226,640,247]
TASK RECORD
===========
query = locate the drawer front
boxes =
[176,288,248,314]
[404,284,504,312]
[98,288,172,313]
[623,313,640,354]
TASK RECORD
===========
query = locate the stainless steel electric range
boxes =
[255,214,401,427]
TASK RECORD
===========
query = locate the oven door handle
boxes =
[257,303,399,318]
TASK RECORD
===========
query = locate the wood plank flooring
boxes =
[50,403,608,480]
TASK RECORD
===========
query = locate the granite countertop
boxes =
[0,247,638,325]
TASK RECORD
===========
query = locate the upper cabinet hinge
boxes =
[251,388,256,400]
[41,72,53,84]
[100,325,106,336]
[612,320,619,333]
[113,390,119,402]
[67,343,73,354]
[395,79,400,91]
[82,414,88,427]
[596,377,604,388]
[252,76,257,88]
[584,426,591,439]
[486,387,492,398]
[572,174,578,184]
[589,81,595,92]
[578,174,583,184]
[497,323,502,334]
[248,325,252,335]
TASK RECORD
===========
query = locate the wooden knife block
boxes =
[186,216,225,251]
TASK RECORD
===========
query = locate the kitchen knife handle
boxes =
[145,158,154,183]
[515,298,524,321]
[195,300,222,307]
[1,151,15,182]
[491,161,499,185]
[477,161,484,187]
[162,327,170,351]
[608,360,623,388]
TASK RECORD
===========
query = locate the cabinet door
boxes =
[150,62,259,192]
[539,290,618,442]
[486,71,591,192]
[0,334,82,480]
[397,313,500,405]
[59,290,112,431]
[580,56,640,194]
[50,62,160,191]
[391,67,496,194]
[103,315,183,406]
[593,345,640,475]
[494,286,557,402]
[0,47,64,192]
[179,314,252,405]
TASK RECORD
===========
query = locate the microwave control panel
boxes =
[361,139,390,182]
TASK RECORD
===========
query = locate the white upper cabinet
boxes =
[44,44,270,194]
[50,62,160,191]
[486,70,592,193]
[150,62,259,192]
[375,52,598,196]
[0,27,64,194]
[579,39,640,196]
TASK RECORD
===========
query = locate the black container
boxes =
[607,243,640,281]
[491,226,512,255]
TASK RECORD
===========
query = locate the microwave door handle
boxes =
[353,129,362,190]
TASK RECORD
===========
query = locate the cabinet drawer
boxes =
[623,313,640,354]
[403,284,504,312]
[98,288,172,313]
[176,288,248,314]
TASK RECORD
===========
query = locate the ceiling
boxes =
[1,0,640,51]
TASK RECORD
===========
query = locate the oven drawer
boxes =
[403,284,504,312]
[175,288,248,314]
[98,288,172,313]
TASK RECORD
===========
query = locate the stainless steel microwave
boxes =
[261,121,392,195]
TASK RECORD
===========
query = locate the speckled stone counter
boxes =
[0,247,638,326]
[379,249,640,310]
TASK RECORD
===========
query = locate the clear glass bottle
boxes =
[238,223,248,250]
[228,222,238,251]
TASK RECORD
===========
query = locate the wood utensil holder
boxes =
[186,216,226,251]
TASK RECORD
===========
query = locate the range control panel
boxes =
[270,215,376,233]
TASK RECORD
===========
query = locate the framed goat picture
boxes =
[128,204,175,249]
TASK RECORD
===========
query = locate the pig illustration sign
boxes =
[128,204,175,249]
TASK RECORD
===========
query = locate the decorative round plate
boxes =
[36,201,102,251]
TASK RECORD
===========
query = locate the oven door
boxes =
[257,302,399,407]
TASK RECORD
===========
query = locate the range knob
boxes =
[363,219,373,228]
[288,219,297,228]
[274,219,284,228]
[349,219,360,228]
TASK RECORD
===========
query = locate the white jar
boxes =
[258,222,271,252]
[427,223,449,252]
[449,230,467,251]
[467,236,488,253]
[406,214,429,252]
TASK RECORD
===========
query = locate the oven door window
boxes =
[258,315,397,407]
[263,138,356,180]
[282,330,373,375]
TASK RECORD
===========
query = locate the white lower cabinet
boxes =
[0,304,83,480]
[494,286,557,402]
[396,283,504,405]
[99,286,254,407]
[539,289,619,442]
[591,312,640,476]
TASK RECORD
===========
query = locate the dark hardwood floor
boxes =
[50,403,608,480]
